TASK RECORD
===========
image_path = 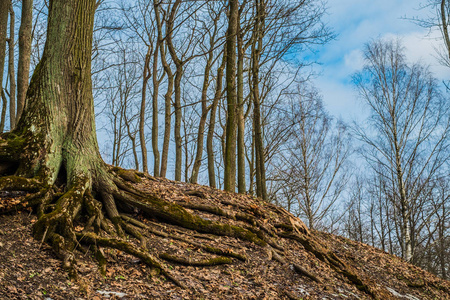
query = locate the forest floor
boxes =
[0,176,449,300]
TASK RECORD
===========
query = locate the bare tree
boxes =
[276,85,351,230]
[190,3,225,184]
[353,39,450,262]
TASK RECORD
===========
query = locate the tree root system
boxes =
[0,152,444,299]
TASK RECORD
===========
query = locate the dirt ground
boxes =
[0,178,449,300]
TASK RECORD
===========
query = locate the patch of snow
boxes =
[337,287,361,299]
[386,287,420,300]
[295,285,310,296]
[332,294,348,298]
[96,290,127,298]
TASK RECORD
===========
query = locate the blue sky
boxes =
[312,0,448,122]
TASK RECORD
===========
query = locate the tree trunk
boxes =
[224,0,239,192]
[190,39,214,184]
[139,46,152,174]
[251,0,267,200]
[441,0,450,61]
[156,1,174,179]
[16,0,101,180]
[207,51,226,188]
[165,0,182,182]
[16,0,34,123]
[0,0,8,108]
[8,3,15,130]
[151,36,160,177]
[236,18,246,194]
[0,0,281,285]
[173,72,182,181]
[249,128,255,195]
[0,90,6,132]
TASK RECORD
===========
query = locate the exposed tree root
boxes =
[270,247,322,283]
[0,135,379,299]
[282,288,302,300]
[279,232,376,298]
[0,176,41,192]
[120,214,247,261]
[76,232,185,288]
[159,253,232,266]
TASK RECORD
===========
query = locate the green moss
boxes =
[112,168,142,183]
[0,176,41,192]
[94,247,107,276]
[235,213,256,225]
[274,223,294,232]
[203,245,247,261]
[159,253,232,266]
[120,190,266,247]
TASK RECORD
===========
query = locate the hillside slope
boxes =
[0,175,448,299]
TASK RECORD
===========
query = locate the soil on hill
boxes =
[0,176,448,299]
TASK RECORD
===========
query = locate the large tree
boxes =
[0,0,271,282]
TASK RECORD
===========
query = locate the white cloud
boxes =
[383,30,449,80]
[344,49,365,73]
[312,0,448,120]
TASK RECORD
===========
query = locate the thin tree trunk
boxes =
[236,19,246,194]
[251,0,267,200]
[159,59,173,178]
[224,0,239,192]
[112,109,118,165]
[8,4,16,130]
[438,207,447,279]
[183,110,189,182]
[0,90,6,132]
[394,129,412,262]
[155,2,174,179]
[139,47,151,174]
[0,0,8,108]
[16,0,33,123]
[207,51,226,188]
[441,0,450,60]
[190,42,214,184]
[173,71,182,181]
[151,38,160,177]
[249,127,255,195]
[165,0,182,182]
[124,114,139,170]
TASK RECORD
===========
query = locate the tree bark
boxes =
[139,46,152,174]
[0,0,8,107]
[441,0,450,61]
[251,0,267,200]
[151,33,160,177]
[8,3,15,130]
[0,90,6,132]
[207,51,226,188]
[155,2,174,179]
[190,18,218,184]
[16,0,34,123]
[165,0,183,182]
[17,0,101,180]
[236,15,246,194]
[224,0,239,192]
